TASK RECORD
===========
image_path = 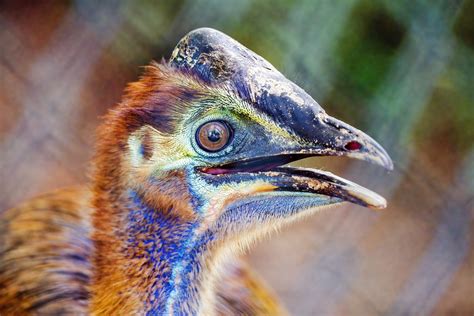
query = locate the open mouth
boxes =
[199,154,387,209]
[200,154,313,175]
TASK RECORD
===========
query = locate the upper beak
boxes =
[283,111,393,171]
[316,114,393,170]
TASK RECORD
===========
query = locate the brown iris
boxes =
[196,121,232,152]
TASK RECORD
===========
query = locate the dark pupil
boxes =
[207,128,221,142]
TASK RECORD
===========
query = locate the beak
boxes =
[200,111,393,210]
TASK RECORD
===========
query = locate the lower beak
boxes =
[204,166,387,209]
[267,167,386,209]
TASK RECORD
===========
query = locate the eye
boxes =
[196,120,232,152]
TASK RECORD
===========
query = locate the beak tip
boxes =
[384,157,394,171]
[370,194,387,210]
[370,200,387,210]
[371,142,394,171]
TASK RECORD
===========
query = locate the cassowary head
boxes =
[93,27,392,255]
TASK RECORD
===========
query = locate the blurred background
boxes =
[1,0,473,315]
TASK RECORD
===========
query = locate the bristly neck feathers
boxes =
[92,184,220,315]
[90,64,226,315]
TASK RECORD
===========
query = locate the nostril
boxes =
[345,141,362,151]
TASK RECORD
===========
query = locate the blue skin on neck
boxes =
[126,190,214,315]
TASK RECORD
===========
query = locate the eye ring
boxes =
[196,120,233,153]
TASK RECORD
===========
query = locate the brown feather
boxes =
[0,187,92,315]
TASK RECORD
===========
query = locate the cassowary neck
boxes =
[91,188,219,315]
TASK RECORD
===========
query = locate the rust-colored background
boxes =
[1,1,473,315]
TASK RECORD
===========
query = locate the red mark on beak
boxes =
[344,141,362,151]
